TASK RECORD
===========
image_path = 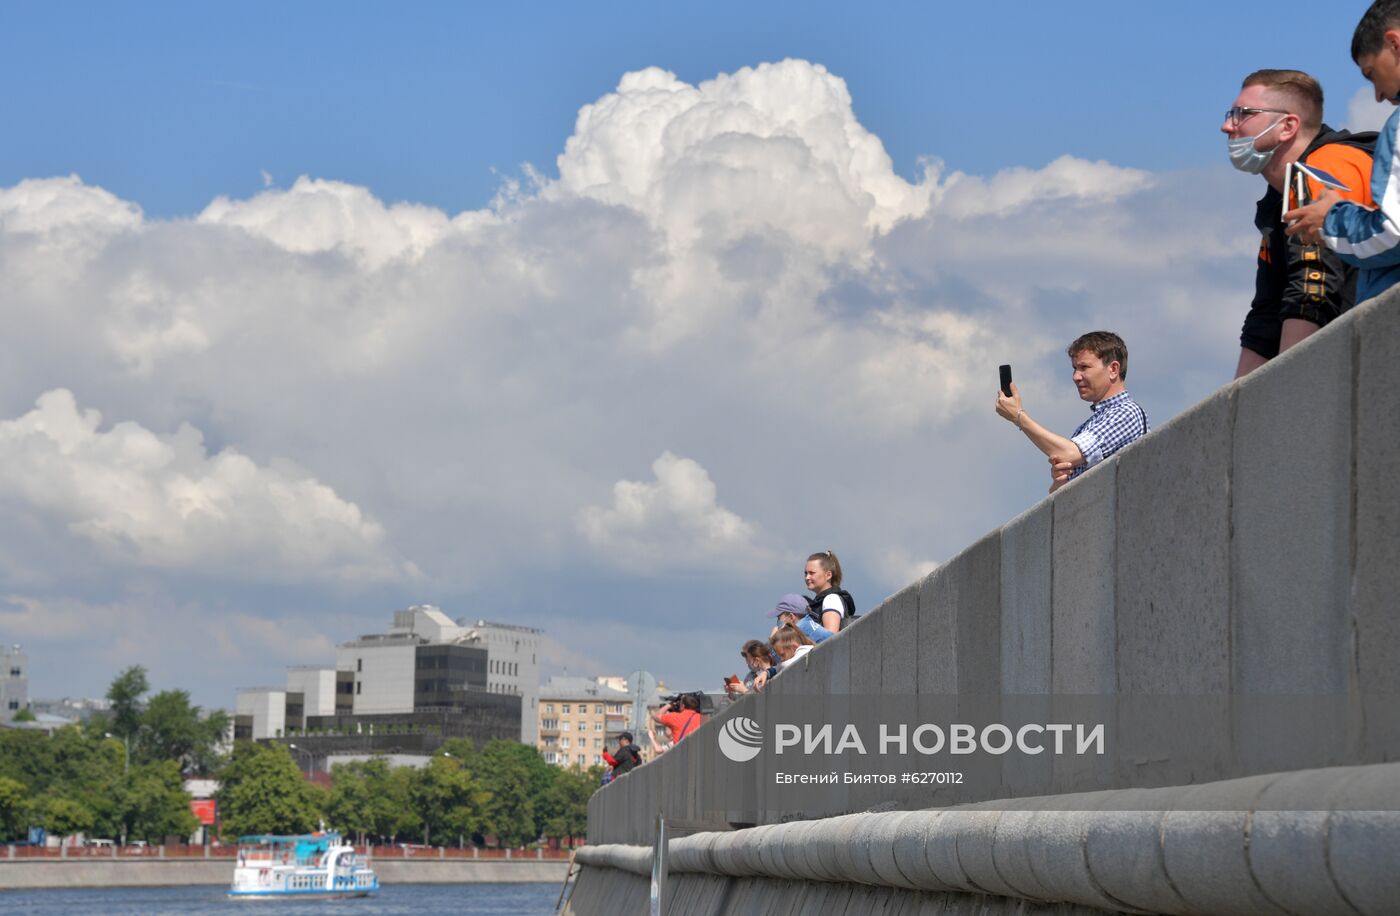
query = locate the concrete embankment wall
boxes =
[565,762,1400,916]
[571,288,1400,914]
[587,287,1400,850]
[0,858,568,889]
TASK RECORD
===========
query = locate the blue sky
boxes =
[2,2,1377,218]
[0,1,1388,707]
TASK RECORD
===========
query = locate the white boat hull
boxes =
[229,834,378,899]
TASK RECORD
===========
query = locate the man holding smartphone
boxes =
[995,331,1149,492]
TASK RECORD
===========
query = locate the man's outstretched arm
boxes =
[995,384,1085,465]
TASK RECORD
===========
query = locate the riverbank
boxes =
[0,858,570,889]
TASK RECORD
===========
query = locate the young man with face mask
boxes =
[1221,70,1375,379]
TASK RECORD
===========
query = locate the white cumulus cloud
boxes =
[0,389,415,582]
[0,175,143,235]
[577,452,771,573]
[871,550,940,591]
[1345,85,1393,134]
[931,154,1152,220]
[554,60,932,252]
[0,57,1262,702]
[197,175,456,269]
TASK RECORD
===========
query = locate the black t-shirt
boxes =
[612,743,642,774]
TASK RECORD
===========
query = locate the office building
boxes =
[1,645,28,724]
[234,605,524,766]
[460,619,541,744]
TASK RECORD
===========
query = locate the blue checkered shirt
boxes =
[1068,391,1149,479]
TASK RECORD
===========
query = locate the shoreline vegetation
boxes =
[2,666,596,853]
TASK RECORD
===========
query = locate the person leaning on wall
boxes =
[1221,69,1374,379]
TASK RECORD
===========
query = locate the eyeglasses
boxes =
[1225,106,1290,127]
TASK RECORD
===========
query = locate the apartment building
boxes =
[536,676,632,769]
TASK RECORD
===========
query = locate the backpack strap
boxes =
[838,588,858,619]
[676,710,701,741]
[811,588,859,621]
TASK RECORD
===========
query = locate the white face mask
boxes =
[1227,116,1287,174]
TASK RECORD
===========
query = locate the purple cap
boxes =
[768,593,808,618]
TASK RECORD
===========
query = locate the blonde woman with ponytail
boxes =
[804,549,856,635]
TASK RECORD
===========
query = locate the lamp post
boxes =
[287,743,314,776]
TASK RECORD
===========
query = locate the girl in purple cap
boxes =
[769,592,832,644]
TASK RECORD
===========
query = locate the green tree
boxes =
[33,794,95,839]
[324,760,374,843]
[216,742,323,838]
[138,690,230,774]
[540,766,598,845]
[1,726,125,839]
[467,740,554,847]
[438,737,479,764]
[385,766,422,841]
[106,666,149,748]
[0,729,53,788]
[409,754,486,847]
[325,757,417,844]
[11,708,35,722]
[0,777,29,841]
[122,760,198,843]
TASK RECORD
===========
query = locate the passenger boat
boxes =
[229,832,379,899]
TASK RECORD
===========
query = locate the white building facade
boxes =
[285,666,338,718]
[235,687,286,740]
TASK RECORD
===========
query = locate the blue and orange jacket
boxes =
[1322,106,1400,303]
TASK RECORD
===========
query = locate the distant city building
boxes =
[323,752,435,770]
[1,645,28,724]
[27,695,110,724]
[234,605,526,768]
[537,676,632,768]
[235,687,288,741]
[459,619,541,744]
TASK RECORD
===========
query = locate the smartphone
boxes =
[723,674,740,686]
[999,364,1013,397]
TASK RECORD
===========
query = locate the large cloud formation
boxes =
[0,389,411,581]
[0,59,1255,700]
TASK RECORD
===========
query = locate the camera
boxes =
[662,691,711,714]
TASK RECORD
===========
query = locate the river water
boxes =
[1,882,564,914]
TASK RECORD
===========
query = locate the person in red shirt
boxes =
[650,693,706,744]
